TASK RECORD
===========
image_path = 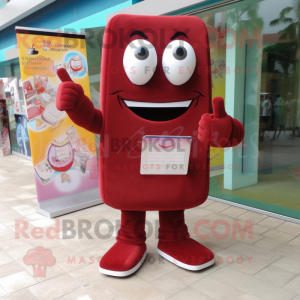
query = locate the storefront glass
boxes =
[192,0,300,219]
[0,1,9,9]
[85,26,105,154]
[0,58,32,158]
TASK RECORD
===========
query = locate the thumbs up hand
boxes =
[198,97,244,148]
[56,68,85,112]
[55,68,103,135]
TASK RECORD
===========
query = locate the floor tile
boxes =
[0,249,14,266]
[251,224,270,235]
[258,217,285,228]
[11,205,37,216]
[283,274,300,294]
[0,289,37,300]
[0,286,6,297]
[262,230,295,244]
[275,222,300,236]
[29,273,80,300]
[221,206,248,218]
[287,236,300,247]
[64,280,119,300]
[186,208,214,218]
[253,237,284,251]
[0,270,38,294]
[272,256,300,274]
[238,211,268,224]
[210,267,296,300]
[151,268,199,295]
[226,242,282,275]
[104,276,170,300]
[69,264,105,285]
[254,265,296,287]
[1,155,300,300]
[0,239,33,261]
[18,258,65,282]
[167,287,213,300]
[0,262,24,279]
[135,246,177,283]
[273,244,300,260]
[191,276,259,300]
[205,202,230,213]
[199,199,214,207]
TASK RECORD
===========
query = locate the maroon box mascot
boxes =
[56,14,244,277]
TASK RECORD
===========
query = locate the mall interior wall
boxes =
[0,0,142,63]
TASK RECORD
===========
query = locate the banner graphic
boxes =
[16,27,99,207]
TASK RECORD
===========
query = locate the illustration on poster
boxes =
[0,100,12,156]
[54,53,87,78]
[0,79,5,99]
[16,116,29,156]
[16,27,98,202]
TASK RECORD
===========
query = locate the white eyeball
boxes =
[162,40,196,86]
[123,39,157,85]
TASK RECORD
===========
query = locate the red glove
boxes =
[198,97,244,148]
[56,68,102,134]
[56,68,85,112]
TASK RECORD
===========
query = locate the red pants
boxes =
[117,210,190,245]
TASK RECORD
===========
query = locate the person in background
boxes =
[260,94,272,139]
[259,94,265,140]
[296,96,300,137]
[272,94,285,140]
[285,93,297,137]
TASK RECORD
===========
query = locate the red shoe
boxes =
[99,242,147,277]
[157,238,214,271]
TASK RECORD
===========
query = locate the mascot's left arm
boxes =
[198,97,244,148]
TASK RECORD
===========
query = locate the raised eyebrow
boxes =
[130,30,148,40]
[170,31,188,40]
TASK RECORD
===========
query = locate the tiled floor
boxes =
[1,154,300,300]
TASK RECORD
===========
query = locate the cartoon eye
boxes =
[123,39,157,85]
[173,46,187,60]
[162,40,196,86]
[135,46,149,60]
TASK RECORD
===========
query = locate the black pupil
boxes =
[138,47,146,56]
[176,47,184,56]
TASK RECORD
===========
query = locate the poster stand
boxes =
[37,188,101,218]
[15,27,102,218]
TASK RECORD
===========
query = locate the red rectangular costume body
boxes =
[99,14,212,211]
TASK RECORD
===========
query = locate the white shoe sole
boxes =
[157,249,214,271]
[99,251,147,277]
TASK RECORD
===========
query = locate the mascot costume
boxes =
[56,14,244,277]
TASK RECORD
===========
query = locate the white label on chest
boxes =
[140,136,192,175]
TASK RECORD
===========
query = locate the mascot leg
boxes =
[157,210,214,271]
[99,210,147,277]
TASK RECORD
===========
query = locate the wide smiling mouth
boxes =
[122,99,194,121]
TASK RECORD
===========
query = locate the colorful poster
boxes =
[6,97,16,130]
[0,100,12,156]
[14,114,31,156]
[16,27,98,204]
[0,79,5,99]
[9,77,25,115]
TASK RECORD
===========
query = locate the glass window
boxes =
[0,1,10,9]
[85,26,105,155]
[192,0,300,219]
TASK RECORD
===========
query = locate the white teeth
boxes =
[124,100,192,108]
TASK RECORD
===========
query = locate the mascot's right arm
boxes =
[56,68,102,135]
